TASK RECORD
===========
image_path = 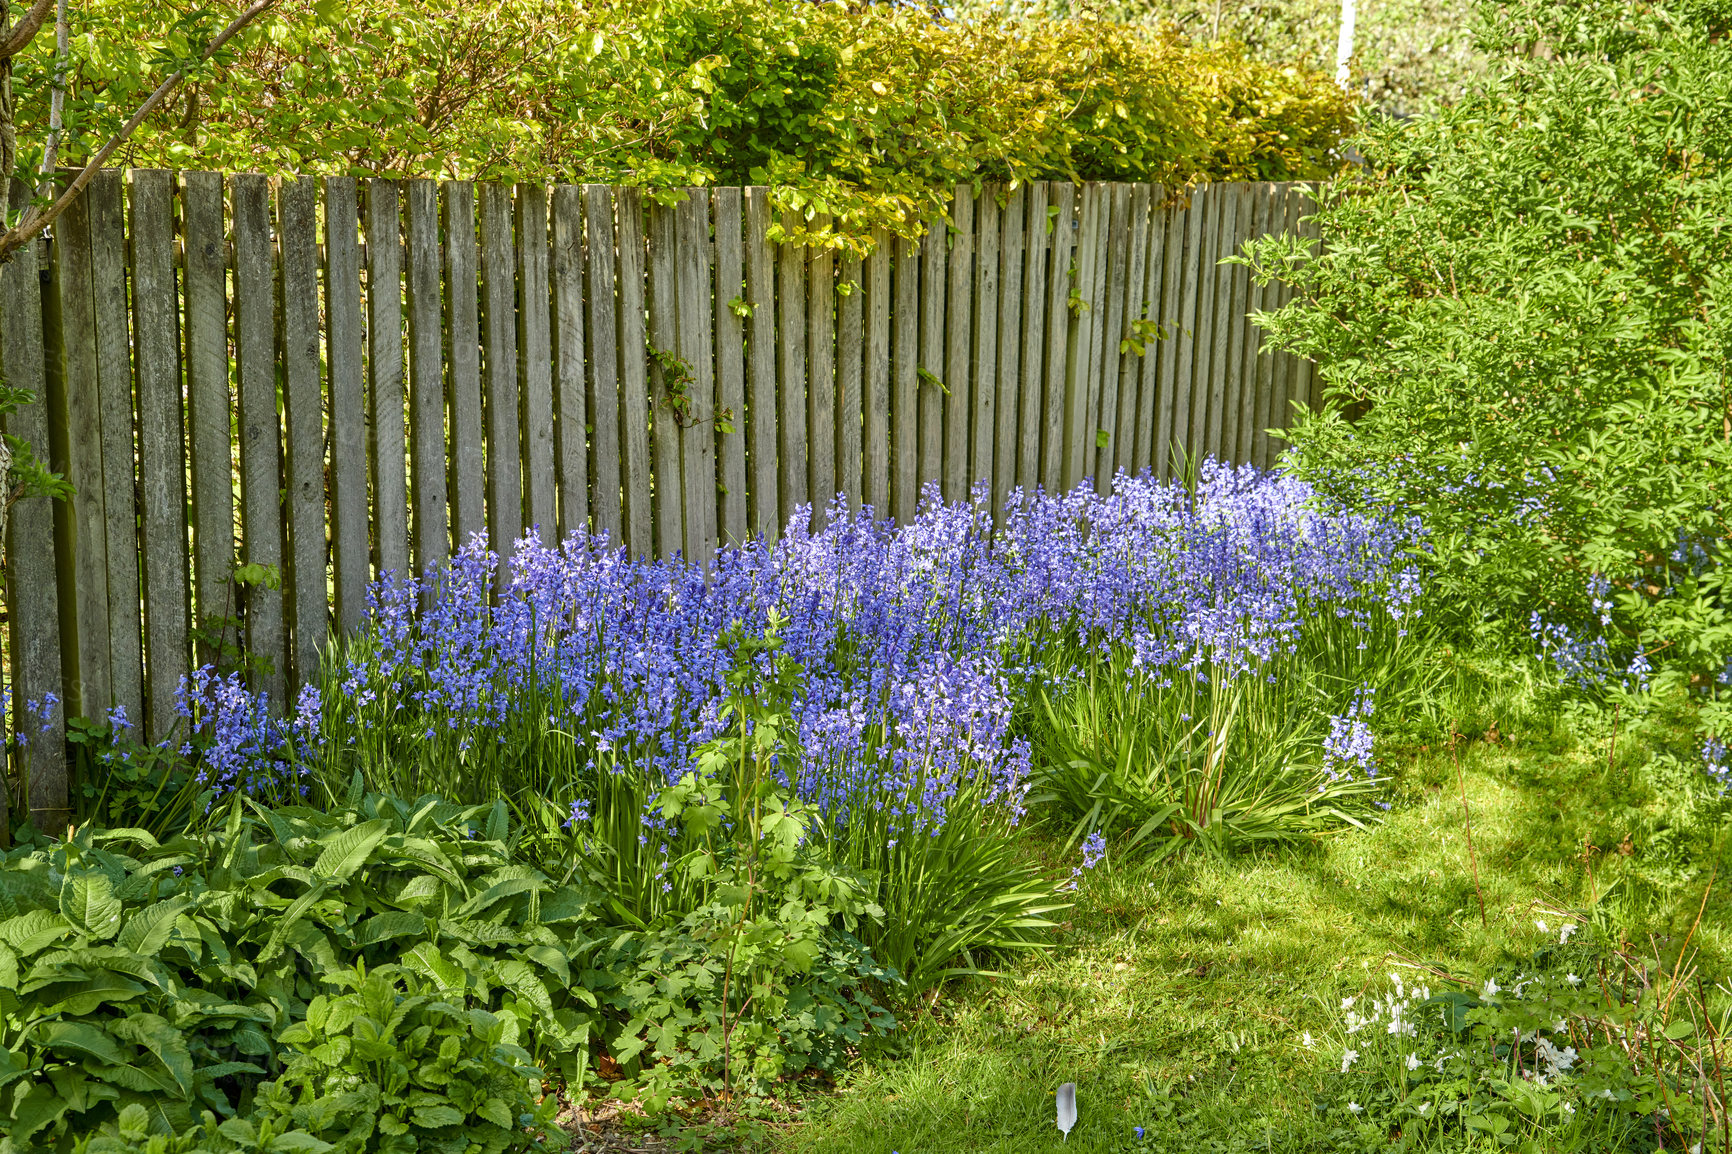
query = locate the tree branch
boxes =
[0,0,280,264]
[0,0,54,61]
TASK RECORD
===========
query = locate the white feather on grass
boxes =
[1056,1082,1077,1141]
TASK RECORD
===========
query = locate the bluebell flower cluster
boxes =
[1323,687,1377,782]
[166,463,1422,833]
[1704,736,1728,794]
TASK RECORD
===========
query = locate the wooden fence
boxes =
[0,172,1319,827]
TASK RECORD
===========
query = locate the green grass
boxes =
[739,674,1732,1153]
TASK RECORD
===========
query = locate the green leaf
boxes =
[117,896,194,956]
[410,1104,465,1128]
[1663,1018,1697,1040]
[34,1020,130,1066]
[109,1014,196,1097]
[476,1096,513,1128]
[0,910,71,955]
[355,911,430,947]
[312,820,390,882]
[401,942,467,992]
[59,872,123,941]
[484,800,509,843]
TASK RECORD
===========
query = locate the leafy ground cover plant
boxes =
[0,789,589,1149]
[1316,927,1728,1152]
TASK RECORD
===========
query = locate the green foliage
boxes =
[1027,607,1444,859]
[1243,0,1732,699]
[0,792,592,1150]
[262,965,558,1153]
[1320,932,1724,1151]
[992,0,1485,119]
[7,0,1352,245]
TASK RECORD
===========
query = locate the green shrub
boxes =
[8,0,1353,244]
[0,792,591,1150]
[1243,0,1732,706]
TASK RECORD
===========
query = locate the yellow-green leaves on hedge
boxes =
[7,0,1353,245]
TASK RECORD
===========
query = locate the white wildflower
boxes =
[1536,920,1548,932]
[1341,1049,1359,1073]
[1341,996,1356,1011]
[1347,1102,1362,1114]
[1303,1032,1314,1049]
[1566,973,1582,987]
[1481,978,1501,999]
[1405,1053,1420,1071]
[1561,1102,1574,1115]
[1560,924,1577,943]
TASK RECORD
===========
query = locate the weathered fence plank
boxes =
[712,188,748,543]
[891,232,920,521]
[49,184,111,720]
[406,179,448,574]
[862,228,891,517]
[478,183,521,569]
[918,214,945,497]
[551,185,589,541]
[181,173,235,653]
[995,184,1025,512]
[837,251,864,513]
[518,185,556,548]
[326,178,370,631]
[442,183,485,557]
[367,180,410,585]
[1040,182,1074,495]
[676,190,716,564]
[615,188,653,559]
[129,171,187,740]
[1017,181,1050,495]
[807,214,836,519]
[583,185,623,547]
[278,177,327,690]
[88,172,143,727]
[232,174,286,706]
[743,188,778,539]
[970,186,999,498]
[776,212,808,519]
[946,188,975,502]
[647,200,684,559]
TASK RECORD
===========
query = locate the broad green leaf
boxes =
[401,942,466,991]
[411,1104,465,1129]
[110,1013,196,1097]
[522,944,570,985]
[7,1080,69,1143]
[311,820,390,883]
[0,909,72,955]
[60,871,123,940]
[256,883,328,964]
[355,911,429,947]
[34,1020,131,1066]
[484,800,509,843]
[1663,1018,1697,1040]
[117,896,195,956]
[452,876,543,919]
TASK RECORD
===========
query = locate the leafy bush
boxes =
[0,791,590,1149]
[1243,0,1732,714]
[8,0,1353,242]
